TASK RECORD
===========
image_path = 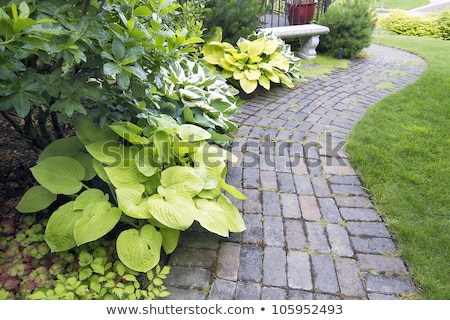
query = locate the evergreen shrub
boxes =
[317,0,377,58]
[202,0,269,44]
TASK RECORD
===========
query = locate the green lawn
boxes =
[374,0,429,10]
[345,31,450,299]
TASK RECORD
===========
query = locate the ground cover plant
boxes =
[346,30,450,299]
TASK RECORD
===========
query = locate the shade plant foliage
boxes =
[1,0,248,279]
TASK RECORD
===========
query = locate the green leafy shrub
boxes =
[202,0,269,44]
[203,32,302,94]
[317,0,377,58]
[5,0,246,277]
[378,9,450,40]
[16,114,246,272]
[0,215,169,299]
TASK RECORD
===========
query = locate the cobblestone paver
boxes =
[163,44,426,300]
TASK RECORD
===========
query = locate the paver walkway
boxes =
[163,44,426,300]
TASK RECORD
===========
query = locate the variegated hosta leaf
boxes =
[116,225,162,272]
[147,190,196,230]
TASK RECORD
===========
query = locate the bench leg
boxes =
[298,35,320,60]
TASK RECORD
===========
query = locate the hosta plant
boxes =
[16,115,246,272]
[202,32,302,94]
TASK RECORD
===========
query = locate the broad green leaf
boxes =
[72,151,97,181]
[104,159,147,189]
[244,69,261,81]
[246,38,265,56]
[75,115,118,145]
[159,228,180,254]
[16,185,57,213]
[263,40,280,55]
[92,159,111,184]
[116,225,162,272]
[135,147,158,177]
[37,136,84,163]
[31,156,85,195]
[233,69,244,80]
[74,201,122,246]
[13,18,36,33]
[239,77,258,94]
[73,189,108,210]
[237,39,250,53]
[258,75,271,90]
[269,52,289,71]
[86,141,136,165]
[202,42,225,65]
[160,166,204,197]
[103,62,122,75]
[218,194,246,233]
[194,198,229,237]
[109,122,148,145]
[45,202,82,252]
[116,187,151,219]
[220,179,247,200]
[177,124,211,142]
[195,166,222,190]
[134,6,152,16]
[147,190,196,230]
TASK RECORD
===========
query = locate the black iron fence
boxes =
[260,0,331,28]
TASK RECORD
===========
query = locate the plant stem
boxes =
[0,111,24,135]
[119,215,139,229]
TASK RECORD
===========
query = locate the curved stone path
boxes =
[163,44,427,300]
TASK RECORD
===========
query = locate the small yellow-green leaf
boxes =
[177,124,211,142]
[269,52,289,71]
[263,40,280,55]
[159,228,180,254]
[16,185,57,213]
[244,69,261,81]
[116,187,151,219]
[239,77,258,94]
[116,225,162,272]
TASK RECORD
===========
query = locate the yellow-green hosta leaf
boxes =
[92,159,111,184]
[159,228,180,254]
[217,194,246,233]
[248,55,262,64]
[194,195,246,237]
[116,225,162,272]
[194,198,230,237]
[258,74,271,91]
[72,151,97,181]
[229,51,248,62]
[219,57,238,72]
[244,69,261,81]
[261,63,281,83]
[239,77,258,94]
[104,159,147,189]
[233,69,244,80]
[73,189,108,210]
[177,124,211,142]
[45,202,82,252]
[202,41,225,65]
[246,38,265,56]
[160,166,204,197]
[86,140,136,165]
[263,40,280,55]
[73,201,122,246]
[134,147,158,177]
[37,136,84,163]
[116,186,152,219]
[220,179,247,200]
[109,122,149,145]
[237,39,250,53]
[194,165,223,190]
[278,72,295,88]
[16,185,57,213]
[269,52,289,71]
[147,190,196,230]
[30,156,85,195]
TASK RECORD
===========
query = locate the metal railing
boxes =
[260,0,331,28]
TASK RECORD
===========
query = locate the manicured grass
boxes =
[345,31,450,299]
[374,0,429,10]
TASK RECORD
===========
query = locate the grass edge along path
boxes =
[345,32,450,300]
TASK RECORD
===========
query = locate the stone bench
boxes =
[263,24,330,60]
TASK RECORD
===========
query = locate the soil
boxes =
[0,117,40,220]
